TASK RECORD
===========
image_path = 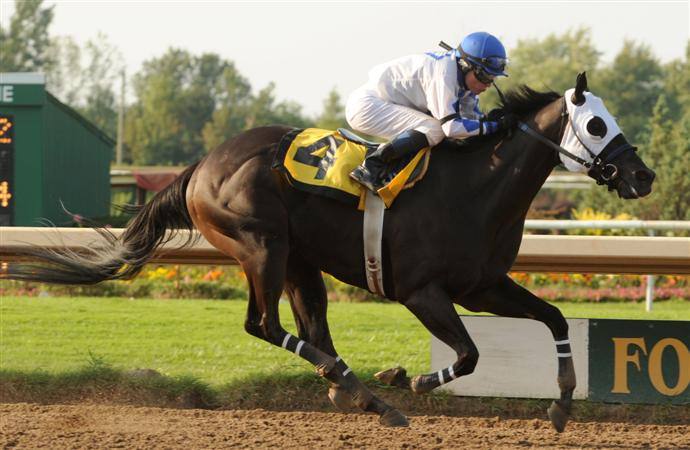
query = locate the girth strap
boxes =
[363,190,386,297]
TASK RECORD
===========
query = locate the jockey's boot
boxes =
[350,130,429,192]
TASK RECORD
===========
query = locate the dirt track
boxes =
[2,403,689,449]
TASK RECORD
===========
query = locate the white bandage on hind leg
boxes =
[281,333,307,356]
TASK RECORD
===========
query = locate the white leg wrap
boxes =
[556,338,572,357]
[448,364,457,380]
[281,334,292,349]
[295,340,305,356]
[437,369,445,385]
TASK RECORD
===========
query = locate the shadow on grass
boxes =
[1,362,688,426]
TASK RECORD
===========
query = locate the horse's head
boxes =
[559,72,655,199]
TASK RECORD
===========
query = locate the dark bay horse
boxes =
[3,74,655,431]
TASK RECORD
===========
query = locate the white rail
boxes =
[525,220,690,231]
[523,220,690,311]
[2,227,688,275]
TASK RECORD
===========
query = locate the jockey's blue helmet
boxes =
[458,32,508,78]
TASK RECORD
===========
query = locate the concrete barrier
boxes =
[431,316,689,404]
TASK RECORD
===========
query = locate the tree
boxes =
[574,94,690,220]
[0,0,54,72]
[596,41,663,144]
[484,28,601,109]
[643,97,690,220]
[126,49,199,165]
[126,49,265,164]
[45,33,123,139]
[201,64,254,151]
[661,41,690,122]
[203,80,311,152]
[44,36,82,105]
[316,88,348,130]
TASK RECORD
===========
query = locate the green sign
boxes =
[589,319,690,404]
[0,84,45,106]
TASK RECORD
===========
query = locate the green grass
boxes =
[0,296,428,386]
[1,296,688,387]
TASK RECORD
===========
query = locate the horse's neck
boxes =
[484,100,563,229]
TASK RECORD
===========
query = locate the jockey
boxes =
[346,31,514,192]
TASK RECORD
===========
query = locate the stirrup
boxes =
[350,166,381,193]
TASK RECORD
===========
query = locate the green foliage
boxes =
[316,87,348,130]
[576,92,690,220]
[647,105,690,220]
[126,50,312,163]
[484,27,600,109]
[661,42,690,121]
[595,40,663,144]
[2,9,124,141]
[125,49,220,165]
[0,0,54,72]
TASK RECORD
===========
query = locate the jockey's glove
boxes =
[486,108,505,122]
[497,113,518,137]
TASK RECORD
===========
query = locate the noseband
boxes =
[517,98,637,188]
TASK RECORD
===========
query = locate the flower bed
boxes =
[1,265,687,303]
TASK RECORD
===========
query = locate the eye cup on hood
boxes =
[586,116,608,139]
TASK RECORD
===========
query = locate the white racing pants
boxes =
[345,87,446,146]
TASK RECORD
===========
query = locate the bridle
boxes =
[514,96,638,188]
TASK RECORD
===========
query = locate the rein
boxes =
[492,83,637,187]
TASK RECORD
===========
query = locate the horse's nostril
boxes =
[635,169,655,183]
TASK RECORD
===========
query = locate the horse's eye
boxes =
[586,116,607,138]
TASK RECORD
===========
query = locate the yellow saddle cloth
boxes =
[272,128,430,209]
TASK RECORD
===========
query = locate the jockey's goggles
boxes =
[473,67,496,85]
[458,49,508,75]
[476,55,508,73]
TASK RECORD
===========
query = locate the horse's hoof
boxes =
[379,408,409,427]
[328,386,355,411]
[410,375,435,394]
[374,367,410,389]
[547,400,569,433]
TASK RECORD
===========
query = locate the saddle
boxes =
[272,128,431,209]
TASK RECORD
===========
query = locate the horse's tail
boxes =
[2,162,200,285]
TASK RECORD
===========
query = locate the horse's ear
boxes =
[571,72,587,105]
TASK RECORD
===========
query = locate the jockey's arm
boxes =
[441,116,498,139]
[425,71,499,139]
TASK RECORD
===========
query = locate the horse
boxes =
[2,73,655,431]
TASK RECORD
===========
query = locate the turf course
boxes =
[2,296,688,387]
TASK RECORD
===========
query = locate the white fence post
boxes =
[645,229,656,312]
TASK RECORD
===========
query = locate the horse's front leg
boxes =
[460,275,576,433]
[377,282,480,394]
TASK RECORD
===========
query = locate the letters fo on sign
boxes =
[612,337,690,396]
[589,319,690,404]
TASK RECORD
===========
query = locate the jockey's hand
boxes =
[486,108,505,122]
[496,113,518,138]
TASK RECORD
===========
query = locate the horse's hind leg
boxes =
[242,244,407,427]
[283,257,351,410]
[460,275,575,433]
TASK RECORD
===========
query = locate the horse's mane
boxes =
[500,85,561,117]
[445,85,561,147]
